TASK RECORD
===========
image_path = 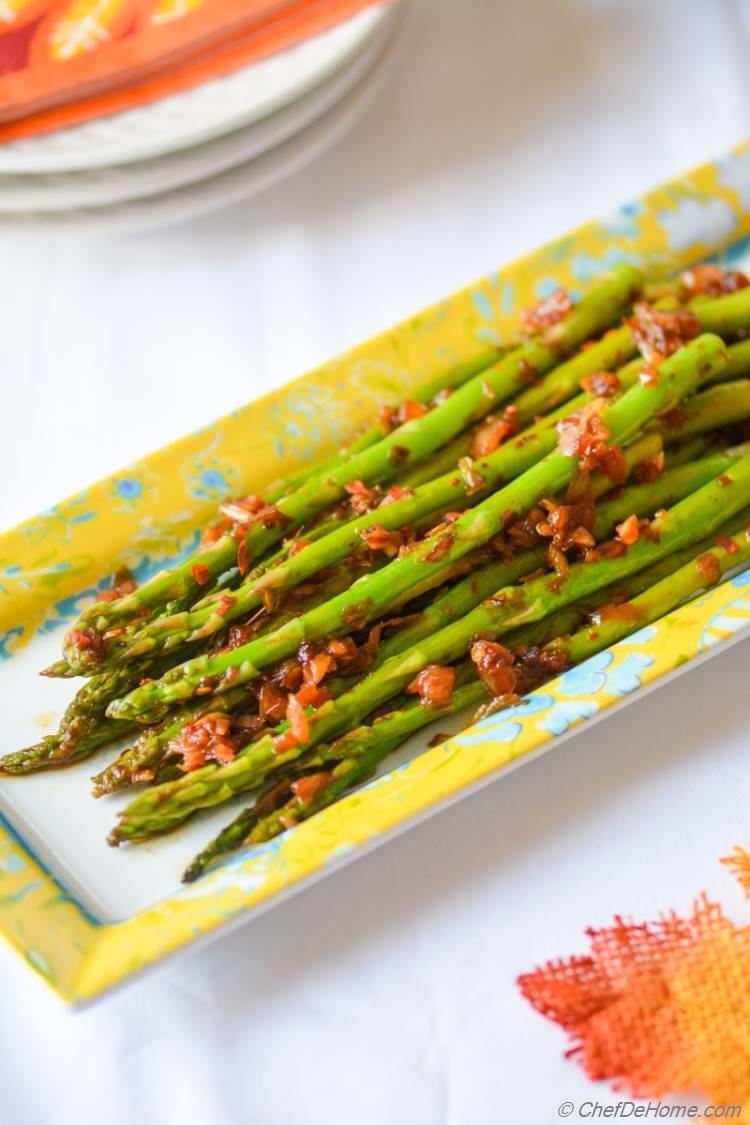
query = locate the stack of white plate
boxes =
[0,2,402,234]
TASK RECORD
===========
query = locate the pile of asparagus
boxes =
[6,260,750,883]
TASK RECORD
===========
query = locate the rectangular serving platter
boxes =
[3,142,750,1004]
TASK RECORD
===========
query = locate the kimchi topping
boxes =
[521,289,573,333]
[625,302,701,362]
[406,664,456,705]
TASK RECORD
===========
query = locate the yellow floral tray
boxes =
[3,143,750,1004]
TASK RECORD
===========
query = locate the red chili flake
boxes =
[286,693,310,745]
[718,475,734,488]
[580,371,622,398]
[291,772,335,804]
[170,712,239,772]
[382,485,413,505]
[273,731,299,754]
[681,263,749,298]
[625,302,701,361]
[470,640,517,697]
[220,496,288,529]
[557,398,623,476]
[138,677,153,686]
[520,289,573,333]
[616,514,641,546]
[377,404,398,430]
[471,405,520,457]
[344,479,379,515]
[717,534,739,555]
[696,552,722,587]
[216,593,237,618]
[457,456,486,495]
[200,518,232,550]
[639,365,660,387]
[103,627,126,639]
[68,628,103,655]
[406,664,456,705]
[236,538,250,577]
[432,387,453,406]
[633,452,666,483]
[95,567,138,603]
[288,538,312,557]
[360,523,404,558]
[191,563,211,586]
[397,400,429,424]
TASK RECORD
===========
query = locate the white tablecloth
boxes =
[3,1,750,1121]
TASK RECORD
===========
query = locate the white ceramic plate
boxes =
[0,4,393,175]
[0,7,398,213]
[0,8,401,237]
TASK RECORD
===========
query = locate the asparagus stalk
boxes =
[182,676,488,881]
[372,443,748,665]
[67,265,643,657]
[110,448,750,842]
[108,334,729,724]
[184,504,750,880]
[513,289,750,425]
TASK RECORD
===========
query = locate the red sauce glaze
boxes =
[633,452,666,483]
[716,534,740,555]
[696,552,722,587]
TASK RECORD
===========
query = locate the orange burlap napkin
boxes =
[518,848,750,1104]
[0,0,385,142]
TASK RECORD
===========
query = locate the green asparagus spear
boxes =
[182,676,488,880]
[68,265,643,658]
[109,448,750,841]
[108,334,728,724]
